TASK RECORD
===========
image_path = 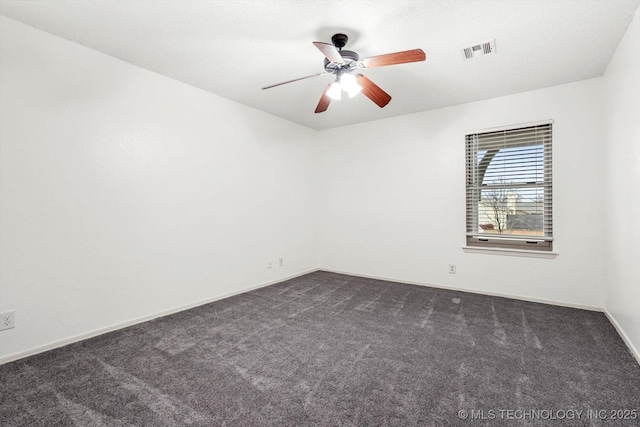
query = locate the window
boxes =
[465,122,553,251]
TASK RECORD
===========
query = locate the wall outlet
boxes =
[279,257,284,267]
[267,260,272,269]
[1,311,15,331]
[448,264,457,274]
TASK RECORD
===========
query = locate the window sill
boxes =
[463,246,558,259]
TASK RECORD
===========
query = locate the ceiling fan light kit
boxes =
[327,72,362,100]
[262,33,426,114]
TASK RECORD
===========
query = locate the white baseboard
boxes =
[320,268,602,312]
[603,309,640,367]
[0,268,319,366]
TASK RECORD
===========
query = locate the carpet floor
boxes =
[1,271,639,426]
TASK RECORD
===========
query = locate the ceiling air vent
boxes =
[462,39,496,59]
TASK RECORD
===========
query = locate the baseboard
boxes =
[320,268,603,312]
[0,268,319,366]
[603,309,640,367]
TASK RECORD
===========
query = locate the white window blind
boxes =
[465,122,553,251]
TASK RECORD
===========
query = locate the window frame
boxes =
[465,121,553,252]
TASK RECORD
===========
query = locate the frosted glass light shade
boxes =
[341,73,362,98]
[327,82,342,100]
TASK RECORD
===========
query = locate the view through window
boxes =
[465,122,553,251]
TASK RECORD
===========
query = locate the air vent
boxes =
[462,39,496,59]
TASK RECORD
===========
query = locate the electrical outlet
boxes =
[0,311,15,331]
[448,264,457,274]
[267,260,272,269]
[279,257,284,267]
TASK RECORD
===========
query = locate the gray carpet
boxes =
[1,271,639,426]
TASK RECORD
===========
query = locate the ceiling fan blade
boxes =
[361,49,426,68]
[314,83,333,113]
[313,41,345,64]
[356,74,392,108]
[262,72,327,90]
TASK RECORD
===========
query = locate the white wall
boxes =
[0,17,317,361]
[316,78,607,309]
[603,7,640,357]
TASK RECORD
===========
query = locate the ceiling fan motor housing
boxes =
[324,50,360,73]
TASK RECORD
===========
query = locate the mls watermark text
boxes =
[457,409,637,421]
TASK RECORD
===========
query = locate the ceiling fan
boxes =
[262,33,426,113]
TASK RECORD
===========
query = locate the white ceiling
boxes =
[1,0,638,130]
